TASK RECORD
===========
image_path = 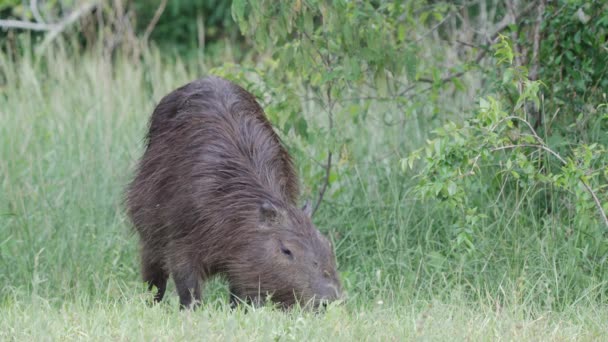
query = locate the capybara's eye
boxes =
[281,246,293,257]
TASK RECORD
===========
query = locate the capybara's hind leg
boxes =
[141,246,168,303]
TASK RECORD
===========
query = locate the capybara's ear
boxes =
[259,200,279,223]
[302,200,313,217]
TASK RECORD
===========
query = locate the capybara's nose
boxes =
[319,283,341,302]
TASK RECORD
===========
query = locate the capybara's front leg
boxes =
[173,268,201,310]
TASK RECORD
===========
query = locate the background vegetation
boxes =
[1,0,607,339]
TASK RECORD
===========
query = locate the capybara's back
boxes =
[126,76,342,309]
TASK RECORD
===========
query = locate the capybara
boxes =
[126,76,342,309]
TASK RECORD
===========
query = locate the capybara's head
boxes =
[228,200,342,309]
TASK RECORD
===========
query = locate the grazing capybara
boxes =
[125,76,342,309]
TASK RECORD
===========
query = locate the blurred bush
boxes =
[133,0,239,52]
[0,0,241,57]
[539,1,608,144]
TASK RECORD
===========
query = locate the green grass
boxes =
[2,295,607,340]
[0,47,606,340]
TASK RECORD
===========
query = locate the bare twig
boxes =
[0,19,54,31]
[491,144,565,163]
[313,81,335,216]
[307,17,336,216]
[455,40,479,48]
[36,1,100,54]
[0,1,99,35]
[142,0,168,44]
[492,115,537,136]
[414,12,452,43]
[314,151,333,215]
[416,49,487,85]
[30,0,46,24]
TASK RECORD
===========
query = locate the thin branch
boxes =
[416,49,486,85]
[491,144,565,163]
[142,0,168,44]
[0,19,55,31]
[301,31,330,68]
[306,17,335,216]
[0,0,101,33]
[314,151,333,215]
[313,77,335,216]
[30,0,45,24]
[492,115,538,139]
[36,1,100,54]
[414,12,452,43]
[455,39,479,48]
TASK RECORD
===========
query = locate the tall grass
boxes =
[0,45,196,301]
[0,46,606,339]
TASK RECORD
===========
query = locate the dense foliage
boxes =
[540,0,608,134]
[133,0,236,53]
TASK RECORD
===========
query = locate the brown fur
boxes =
[126,76,342,309]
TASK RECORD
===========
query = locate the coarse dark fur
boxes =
[125,76,342,309]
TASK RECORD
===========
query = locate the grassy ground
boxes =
[2,295,607,340]
[1,48,606,340]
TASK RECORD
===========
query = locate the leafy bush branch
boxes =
[403,35,608,232]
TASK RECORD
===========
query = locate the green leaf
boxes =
[447,180,457,196]
[231,0,248,32]
[405,46,417,81]
[303,12,314,36]
[375,71,388,97]
[397,24,406,42]
[400,158,409,172]
[479,98,489,110]
[295,117,309,139]
[452,77,465,91]
[419,11,429,24]
[328,169,338,183]
[347,57,362,81]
